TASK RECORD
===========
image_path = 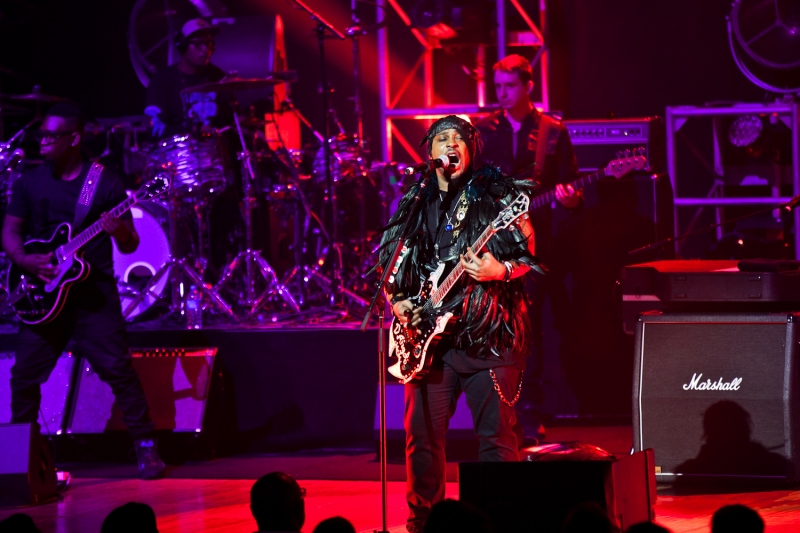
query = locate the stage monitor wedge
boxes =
[459,449,656,533]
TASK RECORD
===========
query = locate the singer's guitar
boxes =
[529,149,647,210]
[6,175,170,324]
[388,193,531,383]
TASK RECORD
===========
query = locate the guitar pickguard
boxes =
[388,312,455,383]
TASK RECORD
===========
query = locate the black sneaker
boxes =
[135,438,166,480]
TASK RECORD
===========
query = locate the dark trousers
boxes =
[404,362,520,526]
[10,280,154,439]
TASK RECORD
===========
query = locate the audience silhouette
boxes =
[100,502,158,533]
[711,504,764,533]
[251,471,306,532]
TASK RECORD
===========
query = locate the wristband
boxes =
[502,261,513,282]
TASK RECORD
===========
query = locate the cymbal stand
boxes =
[293,0,347,307]
[122,188,235,321]
[214,111,299,316]
[273,146,368,310]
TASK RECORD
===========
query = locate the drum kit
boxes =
[0,75,404,327]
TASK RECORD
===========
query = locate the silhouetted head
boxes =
[563,502,618,533]
[100,502,158,533]
[423,499,494,533]
[711,504,764,533]
[312,516,356,533]
[625,521,672,533]
[703,401,752,445]
[250,472,305,532]
[0,513,41,533]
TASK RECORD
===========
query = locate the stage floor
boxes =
[1,426,799,532]
[2,472,800,532]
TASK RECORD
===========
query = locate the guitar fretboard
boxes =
[425,224,494,311]
[60,195,139,260]
[528,169,608,210]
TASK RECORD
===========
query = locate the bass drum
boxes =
[112,201,171,321]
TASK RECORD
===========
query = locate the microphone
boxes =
[784,195,800,211]
[403,154,458,175]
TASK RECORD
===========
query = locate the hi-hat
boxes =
[6,86,70,103]
[0,103,29,115]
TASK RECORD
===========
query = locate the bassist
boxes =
[376,115,540,532]
[1,104,165,480]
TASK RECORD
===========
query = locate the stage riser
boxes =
[0,328,380,452]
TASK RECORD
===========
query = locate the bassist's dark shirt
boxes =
[7,161,132,279]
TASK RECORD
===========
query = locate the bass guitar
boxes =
[6,175,170,324]
[529,149,647,210]
[388,193,531,383]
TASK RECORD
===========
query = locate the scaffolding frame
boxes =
[376,0,549,162]
[666,102,800,258]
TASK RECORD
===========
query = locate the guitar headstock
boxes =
[135,174,170,201]
[492,193,530,231]
[605,148,647,179]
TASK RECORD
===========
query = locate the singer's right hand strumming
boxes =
[392,298,423,326]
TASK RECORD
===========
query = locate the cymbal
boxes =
[0,103,28,115]
[182,71,297,94]
[238,116,274,129]
[6,88,69,103]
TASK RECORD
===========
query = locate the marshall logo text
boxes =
[682,373,743,391]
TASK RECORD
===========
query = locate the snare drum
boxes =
[147,134,226,199]
[113,201,171,320]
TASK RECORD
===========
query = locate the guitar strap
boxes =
[533,113,556,184]
[73,162,104,230]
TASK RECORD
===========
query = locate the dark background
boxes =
[0,0,774,419]
[0,0,765,153]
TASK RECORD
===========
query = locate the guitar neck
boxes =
[528,168,608,210]
[62,196,138,258]
[429,225,494,307]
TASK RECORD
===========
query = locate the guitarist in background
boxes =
[1,104,166,480]
[475,54,580,444]
[377,115,541,532]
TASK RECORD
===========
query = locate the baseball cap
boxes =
[180,18,219,40]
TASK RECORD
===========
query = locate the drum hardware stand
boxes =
[122,169,235,321]
[214,110,299,316]
[293,0,348,308]
[272,147,369,311]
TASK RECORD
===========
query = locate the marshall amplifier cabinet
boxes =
[564,117,664,172]
[632,312,800,484]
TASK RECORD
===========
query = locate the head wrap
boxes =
[419,115,482,158]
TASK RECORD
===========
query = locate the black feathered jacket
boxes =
[375,165,545,365]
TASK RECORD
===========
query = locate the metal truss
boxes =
[376,0,549,162]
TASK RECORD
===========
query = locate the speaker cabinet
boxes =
[0,423,57,507]
[67,348,217,434]
[0,352,75,435]
[459,450,656,533]
[633,312,800,483]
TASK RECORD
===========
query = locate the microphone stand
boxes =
[360,173,431,533]
[628,195,800,258]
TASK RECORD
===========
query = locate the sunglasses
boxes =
[36,130,77,143]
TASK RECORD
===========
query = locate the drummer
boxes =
[144,18,226,138]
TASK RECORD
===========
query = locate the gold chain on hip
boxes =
[489,368,524,407]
